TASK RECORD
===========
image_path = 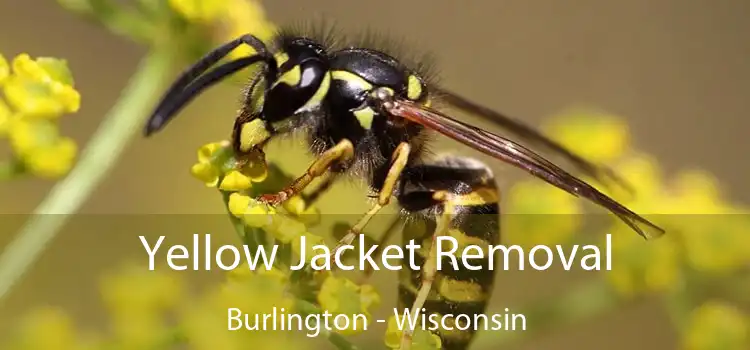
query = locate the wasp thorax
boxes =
[262,38,332,123]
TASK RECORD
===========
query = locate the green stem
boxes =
[0,49,174,303]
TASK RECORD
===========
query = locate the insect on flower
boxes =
[143,23,666,350]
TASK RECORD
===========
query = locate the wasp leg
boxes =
[301,171,340,208]
[330,142,411,259]
[257,139,354,205]
[397,156,500,350]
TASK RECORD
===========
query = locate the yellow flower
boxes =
[317,275,381,335]
[256,266,290,284]
[219,0,277,60]
[7,117,55,155]
[599,150,750,294]
[282,195,307,216]
[668,171,750,272]
[384,315,442,350]
[292,232,326,265]
[504,180,583,247]
[181,269,300,350]
[0,53,80,180]
[4,54,80,117]
[9,307,80,350]
[23,136,77,178]
[191,141,229,187]
[283,195,322,225]
[191,161,220,186]
[12,54,75,84]
[681,216,750,273]
[227,192,252,216]
[684,301,748,350]
[7,118,78,178]
[267,214,307,243]
[168,0,227,23]
[543,108,631,163]
[168,0,277,60]
[226,190,313,244]
[0,98,12,135]
[608,153,663,203]
[100,264,184,348]
[190,141,268,189]
[227,192,277,228]
[0,53,8,85]
[605,229,681,297]
[219,169,253,191]
[101,264,183,316]
[197,140,227,162]
[603,154,677,236]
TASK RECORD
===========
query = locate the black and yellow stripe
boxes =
[397,158,500,350]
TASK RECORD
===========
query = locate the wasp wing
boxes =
[385,98,665,239]
[434,87,633,194]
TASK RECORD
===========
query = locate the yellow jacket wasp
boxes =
[144,25,665,350]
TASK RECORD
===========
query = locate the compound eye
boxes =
[406,74,427,102]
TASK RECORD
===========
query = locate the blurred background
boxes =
[0,0,748,349]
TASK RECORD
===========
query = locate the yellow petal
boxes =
[7,118,60,156]
[24,137,77,178]
[671,170,725,214]
[12,53,51,81]
[12,54,75,84]
[506,180,582,215]
[222,0,277,60]
[615,154,662,195]
[3,75,77,118]
[34,57,76,85]
[168,0,227,23]
[190,162,219,186]
[282,195,306,216]
[291,232,325,265]
[384,315,442,350]
[544,109,631,163]
[684,301,748,350]
[0,98,12,135]
[268,215,306,243]
[227,193,252,217]
[505,180,582,246]
[50,82,80,113]
[241,202,275,227]
[3,54,79,117]
[197,141,226,163]
[256,267,289,285]
[0,54,8,85]
[16,307,78,350]
[219,170,253,191]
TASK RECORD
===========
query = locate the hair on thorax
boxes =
[271,17,441,88]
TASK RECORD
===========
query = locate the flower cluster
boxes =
[187,137,393,347]
[58,0,277,71]
[4,264,304,350]
[169,0,278,58]
[684,300,748,350]
[385,316,443,350]
[538,108,750,349]
[0,53,80,179]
